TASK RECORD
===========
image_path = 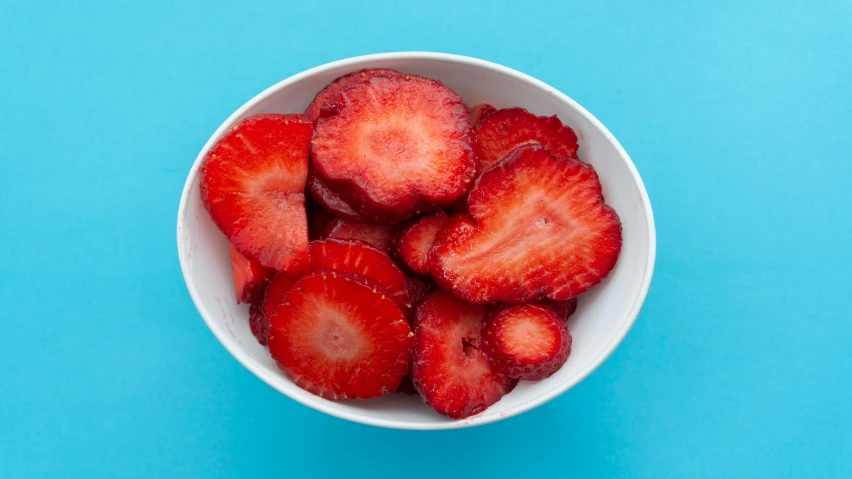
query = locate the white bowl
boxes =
[177,52,656,430]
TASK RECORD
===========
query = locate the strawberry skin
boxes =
[311,74,476,223]
[309,239,410,312]
[229,243,275,304]
[481,304,572,381]
[200,114,311,274]
[412,291,517,419]
[474,107,579,171]
[430,145,622,303]
[266,270,413,399]
[393,211,449,276]
[306,169,362,221]
[248,301,268,345]
[304,68,404,122]
[539,298,579,319]
[320,217,396,255]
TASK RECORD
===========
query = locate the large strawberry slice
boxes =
[474,107,579,171]
[320,217,396,255]
[430,146,622,303]
[265,270,413,399]
[309,239,410,311]
[306,169,362,221]
[412,291,517,419]
[304,68,404,122]
[481,304,572,381]
[200,114,311,273]
[229,243,275,304]
[393,211,449,275]
[311,74,476,223]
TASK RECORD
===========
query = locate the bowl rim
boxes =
[177,51,657,430]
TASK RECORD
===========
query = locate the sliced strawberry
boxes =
[481,304,572,380]
[394,373,417,395]
[405,274,434,307]
[229,243,275,304]
[248,301,268,345]
[320,217,396,255]
[412,291,517,419]
[469,103,497,126]
[311,74,476,223]
[474,107,579,171]
[200,114,311,274]
[539,298,579,319]
[393,211,449,276]
[266,270,413,399]
[304,68,404,122]
[430,146,622,303]
[309,239,410,311]
[306,169,362,221]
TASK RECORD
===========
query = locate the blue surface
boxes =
[1,0,850,477]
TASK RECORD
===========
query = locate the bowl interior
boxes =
[178,54,654,429]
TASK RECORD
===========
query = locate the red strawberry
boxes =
[266,270,413,399]
[405,275,434,307]
[309,239,410,311]
[474,107,579,171]
[430,146,622,303]
[320,217,396,255]
[469,103,497,126]
[229,243,275,304]
[304,68,404,122]
[539,298,579,319]
[200,114,311,274]
[412,291,517,419]
[306,169,362,221]
[481,304,572,380]
[311,74,476,223]
[249,301,268,345]
[393,211,449,276]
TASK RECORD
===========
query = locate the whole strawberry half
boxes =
[481,304,572,381]
[412,291,517,419]
[430,145,622,303]
[200,114,311,274]
[265,269,413,399]
[311,74,476,223]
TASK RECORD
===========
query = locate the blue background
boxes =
[1,0,850,477]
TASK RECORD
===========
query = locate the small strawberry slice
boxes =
[481,304,572,381]
[393,211,449,276]
[249,301,268,345]
[306,169,362,221]
[200,114,311,274]
[539,298,579,319]
[311,74,476,223]
[304,68,404,122]
[469,103,497,126]
[320,217,396,255]
[474,107,579,171]
[430,146,622,303]
[309,239,410,312]
[412,291,517,419]
[266,269,413,399]
[229,243,275,304]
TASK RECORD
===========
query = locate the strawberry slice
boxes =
[309,239,410,312]
[430,146,622,303]
[539,298,579,319]
[393,211,449,275]
[474,107,579,172]
[481,304,572,381]
[306,169,362,221]
[266,270,413,399]
[304,68,404,122]
[248,301,268,345]
[200,114,311,274]
[311,74,476,223]
[412,291,517,419]
[405,275,434,308]
[469,103,497,126]
[320,217,396,255]
[229,243,275,304]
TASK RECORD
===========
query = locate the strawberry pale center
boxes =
[501,313,553,361]
[314,309,366,360]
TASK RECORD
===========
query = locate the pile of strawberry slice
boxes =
[201,69,622,418]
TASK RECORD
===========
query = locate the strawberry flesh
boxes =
[481,304,572,380]
[266,270,413,399]
[200,114,311,274]
[474,107,579,171]
[311,74,476,223]
[430,145,622,303]
[412,291,517,419]
[304,69,404,122]
[229,243,275,304]
[320,217,396,255]
[469,103,497,126]
[393,211,449,276]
